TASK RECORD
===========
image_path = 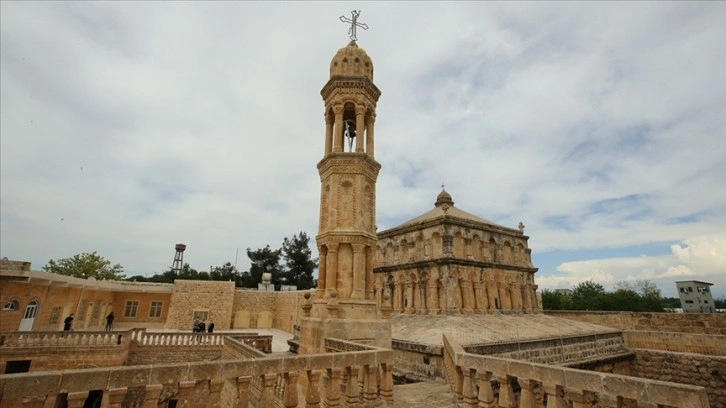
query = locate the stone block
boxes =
[646,381,710,408]
[107,366,152,388]
[59,368,110,393]
[1,372,61,399]
[150,363,191,385]
[602,374,647,401]
[188,361,223,381]
[564,370,603,393]
[507,360,534,380]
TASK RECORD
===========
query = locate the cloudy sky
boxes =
[2,2,724,298]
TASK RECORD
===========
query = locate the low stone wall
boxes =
[546,311,726,334]
[464,332,628,365]
[392,340,444,379]
[631,349,726,408]
[624,330,726,356]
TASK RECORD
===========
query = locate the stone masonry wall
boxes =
[0,346,129,373]
[623,331,726,356]
[631,349,726,408]
[165,280,235,330]
[231,289,307,331]
[546,311,726,334]
[126,346,222,365]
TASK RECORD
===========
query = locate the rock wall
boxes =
[546,311,726,334]
[631,349,726,408]
[165,280,235,330]
[1,345,129,373]
[624,330,726,355]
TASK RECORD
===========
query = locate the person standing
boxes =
[193,317,200,333]
[207,320,215,333]
[105,312,115,331]
[198,320,206,333]
[63,313,75,331]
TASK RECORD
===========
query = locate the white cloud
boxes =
[1,2,724,284]
[538,234,726,297]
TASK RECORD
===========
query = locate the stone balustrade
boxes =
[0,337,395,408]
[133,331,225,347]
[442,333,711,408]
[0,330,131,348]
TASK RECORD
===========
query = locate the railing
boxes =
[133,330,225,347]
[0,330,131,347]
[0,337,396,408]
[442,333,711,408]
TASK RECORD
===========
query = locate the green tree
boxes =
[280,232,318,289]
[541,289,571,310]
[242,245,282,288]
[210,262,239,285]
[43,251,125,280]
[569,280,606,310]
[614,280,664,312]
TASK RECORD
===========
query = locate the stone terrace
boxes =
[392,313,620,346]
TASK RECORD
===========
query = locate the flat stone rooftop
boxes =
[392,313,620,346]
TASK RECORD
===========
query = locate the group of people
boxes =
[193,317,214,333]
[63,311,116,331]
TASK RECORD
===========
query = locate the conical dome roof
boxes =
[329,41,374,81]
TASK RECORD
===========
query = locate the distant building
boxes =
[675,280,715,313]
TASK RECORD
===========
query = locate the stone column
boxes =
[325,113,334,154]
[259,374,277,408]
[344,366,360,404]
[103,388,127,408]
[355,106,366,152]
[66,391,89,408]
[522,283,532,313]
[178,381,196,408]
[477,372,496,408]
[380,363,394,403]
[305,370,322,408]
[497,375,516,408]
[351,244,365,299]
[394,280,404,313]
[365,114,375,157]
[333,105,344,153]
[511,282,523,313]
[427,279,440,314]
[236,376,252,408]
[317,246,327,299]
[519,378,536,408]
[325,243,339,298]
[365,247,374,300]
[324,368,342,407]
[461,278,474,314]
[362,366,377,402]
[405,282,415,313]
[465,238,473,259]
[142,384,163,408]
[283,372,299,408]
[462,368,477,406]
[472,281,484,313]
[207,379,224,408]
[498,283,511,312]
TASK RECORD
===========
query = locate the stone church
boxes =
[374,189,539,315]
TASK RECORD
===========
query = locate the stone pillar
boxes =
[427,279,440,314]
[380,363,394,403]
[351,244,365,299]
[461,278,474,314]
[178,381,195,408]
[344,366,360,405]
[477,372,496,408]
[283,372,299,408]
[305,370,322,408]
[325,113,334,154]
[259,374,277,408]
[333,105,344,152]
[142,384,163,408]
[394,281,404,313]
[518,378,536,408]
[362,366,377,402]
[511,282,523,313]
[498,283,511,312]
[324,368,342,407]
[462,368,477,407]
[543,384,565,408]
[104,387,128,408]
[472,281,484,313]
[486,280,499,312]
[236,376,252,408]
[355,106,365,152]
[325,243,339,298]
[405,282,415,313]
[522,284,532,313]
[497,375,516,408]
[66,391,89,408]
[207,379,224,408]
[465,238,473,259]
[365,247,374,300]
[317,246,327,299]
[365,114,375,157]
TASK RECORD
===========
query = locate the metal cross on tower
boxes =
[339,10,369,42]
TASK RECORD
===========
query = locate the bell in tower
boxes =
[297,11,391,355]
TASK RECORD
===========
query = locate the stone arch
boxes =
[431,232,443,258]
[503,241,513,263]
[386,242,395,265]
[471,235,482,261]
[400,239,409,263]
[453,232,465,258]
[516,243,525,264]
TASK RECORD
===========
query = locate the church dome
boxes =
[435,190,454,207]
[330,41,374,81]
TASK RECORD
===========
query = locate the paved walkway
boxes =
[392,379,457,407]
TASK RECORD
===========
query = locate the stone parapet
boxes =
[623,330,726,355]
[442,333,712,408]
[546,310,726,335]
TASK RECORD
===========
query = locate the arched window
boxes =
[3,299,20,311]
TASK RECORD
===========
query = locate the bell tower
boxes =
[298,14,391,354]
